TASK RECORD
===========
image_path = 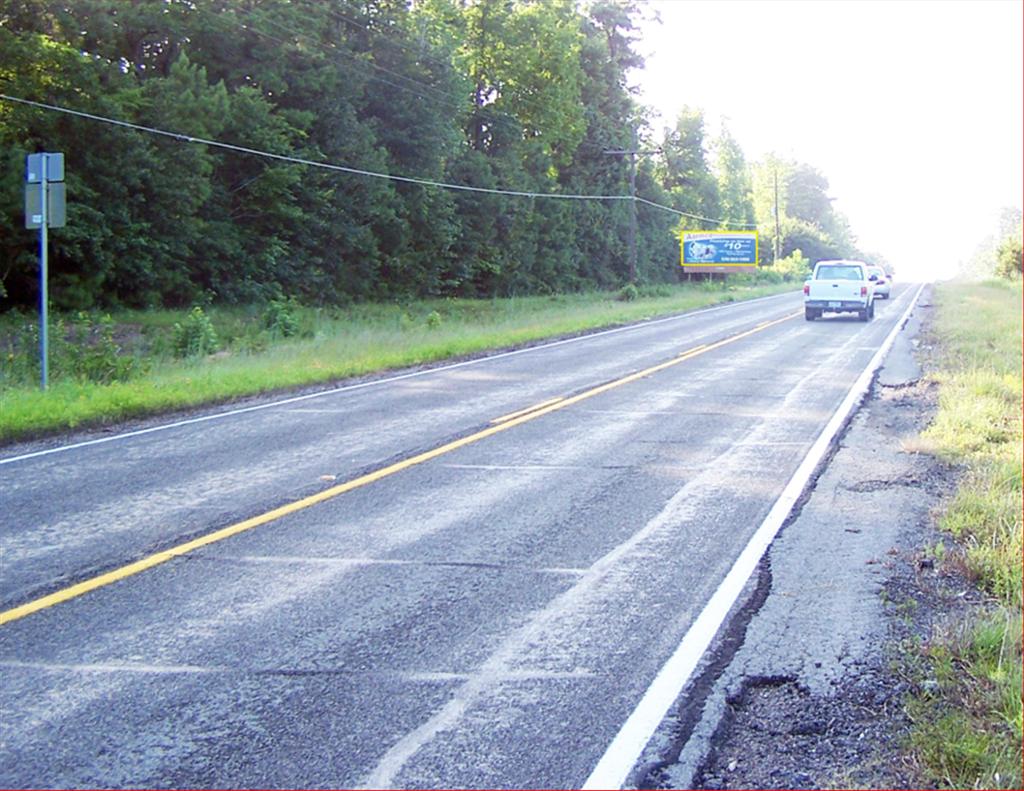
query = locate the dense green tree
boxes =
[0,26,167,308]
[635,153,681,283]
[751,154,858,266]
[657,106,721,237]
[995,227,1023,279]
[439,0,589,295]
[713,123,755,229]
[0,0,869,309]
[785,162,856,256]
[960,208,1022,279]
[560,0,645,288]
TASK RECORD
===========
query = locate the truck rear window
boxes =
[815,265,862,280]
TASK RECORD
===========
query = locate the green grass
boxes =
[907,611,1023,789]
[907,278,1023,789]
[0,279,795,444]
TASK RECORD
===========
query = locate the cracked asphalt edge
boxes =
[624,287,942,789]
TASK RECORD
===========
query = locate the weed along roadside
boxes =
[903,279,1022,789]
[0,280,795,445]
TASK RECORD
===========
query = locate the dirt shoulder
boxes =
[636,287,982,789]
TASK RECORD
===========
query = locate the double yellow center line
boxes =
[0,310,800,626]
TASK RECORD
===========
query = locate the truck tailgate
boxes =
[809,281,863,300]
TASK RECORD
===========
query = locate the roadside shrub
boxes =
[1,316,43,386]
[73,313,144,384]
[171,306,219,358]
[0,313,143,386]
[236,330,270,355]
[263,296,300,338]
[773,249,812,281]
[617,283,639,302]
[426,310,442,329]
[753,267,784,285]
[637,284,672,298]
[995,233,1022,280]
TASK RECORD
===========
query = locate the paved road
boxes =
[0,286,916,788]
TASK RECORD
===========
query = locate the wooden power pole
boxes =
[605,127,659,284]
[773,166,781,264]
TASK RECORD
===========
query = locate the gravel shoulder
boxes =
[634,288,980,789]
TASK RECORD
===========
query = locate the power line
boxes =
[636,198,757,228]
[0,94,759,228]
[0,94,622,200]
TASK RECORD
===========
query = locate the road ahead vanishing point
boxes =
[1,284,920,789]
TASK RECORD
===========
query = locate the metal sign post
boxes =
[25,152,66,390]
[39,161,48,390]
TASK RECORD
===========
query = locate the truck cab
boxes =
[803,259,875,322]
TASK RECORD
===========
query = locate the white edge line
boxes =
[581,283,925,790]
[0,291,798,466]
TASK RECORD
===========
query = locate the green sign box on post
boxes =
[25,152,66,390]
[26,152,64,183]
[25,182,66,229]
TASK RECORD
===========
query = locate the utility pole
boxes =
[773,165,781,265]
[605,127,659,284]
[626,126,637,284]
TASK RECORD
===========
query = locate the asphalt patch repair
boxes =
[638,292,985,789]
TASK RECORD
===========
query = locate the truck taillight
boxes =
[803,284,810,295]
[860,286,868,296]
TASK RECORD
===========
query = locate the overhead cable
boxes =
[0,93,759,228]
[636,198,757,228]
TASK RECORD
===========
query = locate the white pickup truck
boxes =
[803,259,876,322]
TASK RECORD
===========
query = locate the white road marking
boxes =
[581,283,925,790]
[0,292,797,466]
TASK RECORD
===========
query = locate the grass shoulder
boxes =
[0,280,796,445]
[904,278,1022,789]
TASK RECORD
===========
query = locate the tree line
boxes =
[1,0,865,310]
[960,207,1023,280]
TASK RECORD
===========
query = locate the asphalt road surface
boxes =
[0,285,918,789]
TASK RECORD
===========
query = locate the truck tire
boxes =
[805,307,817,321]
[859,307,869,322]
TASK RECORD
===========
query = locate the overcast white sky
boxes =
[633,0,1023,280]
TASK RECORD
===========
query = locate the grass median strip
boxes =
[0,311,799,626]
